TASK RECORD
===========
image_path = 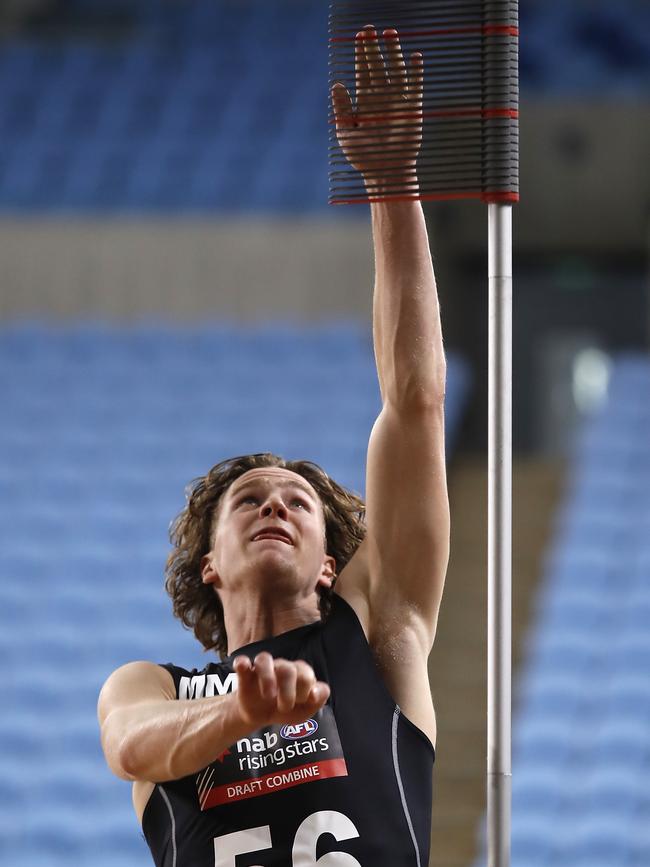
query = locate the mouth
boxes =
[251,529,294,546]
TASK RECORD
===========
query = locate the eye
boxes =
[291,498,309,510]
[238,496,259,507]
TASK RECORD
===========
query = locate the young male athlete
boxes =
[99,25,449,866]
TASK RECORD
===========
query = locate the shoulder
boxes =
[334,539,434,659]
[333,575,437,749]
[98,661,176,724]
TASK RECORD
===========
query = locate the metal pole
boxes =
[487,202,512,867]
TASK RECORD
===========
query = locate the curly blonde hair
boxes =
[165,453,366,656]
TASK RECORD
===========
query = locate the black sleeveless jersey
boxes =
[142,593,435,867]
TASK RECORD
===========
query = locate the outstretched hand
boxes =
[233,652,330,729]
[331,25,423,190]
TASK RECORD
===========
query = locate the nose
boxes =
[260,495,288,520]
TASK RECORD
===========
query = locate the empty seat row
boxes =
[1,0,648,211]
[0,321,470,863]
[472,353,650,867]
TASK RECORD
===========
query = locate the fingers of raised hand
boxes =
[410,52,424,105]
[383,29,407,93]
[355,34,371,99]
[361,25,388,87]
[355,27,423,103]
[331,82,354,128]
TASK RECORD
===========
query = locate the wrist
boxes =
[222,691,255,742]
[363,173,420,201]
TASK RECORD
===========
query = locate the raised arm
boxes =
[364,194,449,646]
[332,26,449,653]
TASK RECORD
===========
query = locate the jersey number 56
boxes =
[214,810,361,865]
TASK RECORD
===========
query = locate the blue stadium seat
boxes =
[510,811,555,865]
[511,761,566,816]
[0,322,470,862]
[474,354,650,866]
[513,715,575,766]
[576,765,647,816]
[560,810,638,865]
[3,0,646,212]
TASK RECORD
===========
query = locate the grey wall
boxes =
[1,102,646,323]
[433,101,650,255]
[0,217,375,321]
[1,100,647,455]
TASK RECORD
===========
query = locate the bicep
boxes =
[98,661,176,723]
[364,400,450,645]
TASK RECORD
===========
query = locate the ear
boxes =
[316,554,337,590]
[201,553,221,587]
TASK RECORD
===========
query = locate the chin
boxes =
[251,550,301,583]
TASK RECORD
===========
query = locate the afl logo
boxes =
[280,719,319,740]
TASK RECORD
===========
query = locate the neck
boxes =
[222,590,322,656]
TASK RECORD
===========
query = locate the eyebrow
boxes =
[229,479,317,502]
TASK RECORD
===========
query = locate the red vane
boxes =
[329,108,518,124]
[330,25,518,43]
[330,191,519,205]
[484,26,519,37]
[331,191,481,205]
[482,191,519,204]
[484,109,519,119]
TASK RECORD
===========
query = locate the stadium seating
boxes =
[472,353,650,866]
[0,0,648,211]
[0,322,470,866]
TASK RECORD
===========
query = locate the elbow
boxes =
[387,378,447,415]
[418,363,447,408]
[410,383,446,413]
[100,710,139,781]
[109,720,179,783]
[384,361,447,413]
[116,739,141,781]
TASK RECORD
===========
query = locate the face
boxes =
[201,467,336,601]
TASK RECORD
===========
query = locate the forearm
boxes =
[371,198,446,408]
[103,692,249,782]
